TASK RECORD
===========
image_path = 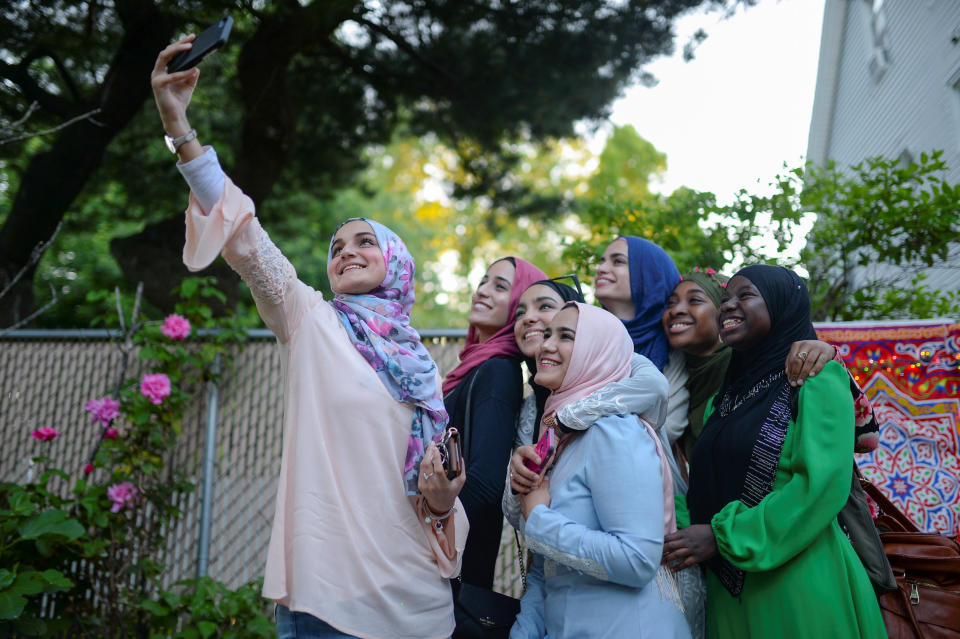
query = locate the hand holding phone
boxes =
[524,427,556,475]
[167,17,233,73]
[439,428,464,480]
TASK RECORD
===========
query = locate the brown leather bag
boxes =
[861,478,960,638]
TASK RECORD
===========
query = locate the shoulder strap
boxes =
[460,370,480,464]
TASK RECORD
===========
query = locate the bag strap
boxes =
[456,370,528,596]
[514,528,526,594]
[897,579,925,636]
[460,370,480,465]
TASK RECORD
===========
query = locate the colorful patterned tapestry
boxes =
[815,320,960,536]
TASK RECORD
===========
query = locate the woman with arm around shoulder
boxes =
[663,265,885,639]
[152,37,467,639]
[504,278,668,531]
[442,257,546,590]
[511,303,690,639]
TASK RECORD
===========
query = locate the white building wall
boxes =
[809,0,960,299]
[826,1,960,176]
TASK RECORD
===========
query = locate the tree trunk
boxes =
[0,2,177,328]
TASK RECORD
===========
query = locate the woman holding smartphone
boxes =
[152,37,466,639]
[510,303,690,639]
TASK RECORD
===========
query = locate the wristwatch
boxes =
[164,128,197,154]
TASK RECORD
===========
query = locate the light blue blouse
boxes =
[510,413,691,639]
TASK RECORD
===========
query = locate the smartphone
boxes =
[440,428,464,480]
[524,427,556,474]
[167,17,233,73]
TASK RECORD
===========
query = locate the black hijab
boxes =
[686,265,817,595]
[521,280,585,433]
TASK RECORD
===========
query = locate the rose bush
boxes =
[0,277,271,637]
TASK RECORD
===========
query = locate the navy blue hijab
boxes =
[618,236,680,370]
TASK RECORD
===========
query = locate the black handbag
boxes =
[450,372,524,639]
[453,535,524,639]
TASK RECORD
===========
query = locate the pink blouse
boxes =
[183,177,467,639]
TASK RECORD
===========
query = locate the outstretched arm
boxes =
[151,35,204,164]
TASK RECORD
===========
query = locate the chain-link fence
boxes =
[0,329,525,598]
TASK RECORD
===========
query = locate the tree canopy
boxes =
[0,0,744,327]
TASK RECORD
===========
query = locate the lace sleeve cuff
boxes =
[225,221,297,307]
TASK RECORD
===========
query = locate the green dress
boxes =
[704,362,886,639]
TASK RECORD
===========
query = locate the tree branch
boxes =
[0,107,103,145]
[353,15,458,86]
[0,222,62,301]
[0,100,40,136]
[0,285,58,337]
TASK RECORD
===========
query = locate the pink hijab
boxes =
[442,257,547,396]
[544,302,677,535]
[543,303,633,418]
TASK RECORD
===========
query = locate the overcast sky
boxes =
[604,0,826,202]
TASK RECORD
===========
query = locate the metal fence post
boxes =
[197,353,221,578]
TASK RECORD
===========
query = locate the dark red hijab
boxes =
[442,257,547,396]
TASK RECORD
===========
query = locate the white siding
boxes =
[809,0,960,299]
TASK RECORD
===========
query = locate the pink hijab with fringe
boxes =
[442,257,547,396]
[544,302,677,535]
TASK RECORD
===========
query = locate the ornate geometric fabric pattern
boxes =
[815,320,960,535]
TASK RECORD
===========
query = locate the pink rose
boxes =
[104,428,119,439]
[85,396,121,427]
[106,482,138,513]
[161,314,191,340]
[140,373,171,405]
[706,267,715,274]
[32,427,59,441]
[83,464,94,475]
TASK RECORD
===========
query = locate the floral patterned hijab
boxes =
[328,217,448,495]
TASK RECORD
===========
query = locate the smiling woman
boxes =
[441,257,546,600]
[671,265,886,639]
[509,303,691,639]
[327,221,387,294]
[152,37,468,639]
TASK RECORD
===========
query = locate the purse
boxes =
[450,372,524,639]
[861,477,960,638]
[453,533,525,639]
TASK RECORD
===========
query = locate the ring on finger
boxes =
[423,472,435,479]
[797,351,808,362]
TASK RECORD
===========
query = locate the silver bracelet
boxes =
[424,502,456,523]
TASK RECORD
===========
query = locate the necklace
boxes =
[717,370,786,417]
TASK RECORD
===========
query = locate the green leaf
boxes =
[197,621,217,638]
[18,510,84,541]
[0,571,13,591]
[140,599,169,616]
[178,627,200,639]
[38,570,73,593]
[8,491,36,517]
[180,278,199,299]
[0,591,27,620]
[14,616,46,635]
[12,571,44,596]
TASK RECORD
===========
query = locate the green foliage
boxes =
[715,151,960,320]
[0,277,271,636]
[2,0,737,325]
[587,125,667,202]
[139,578,274,639]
